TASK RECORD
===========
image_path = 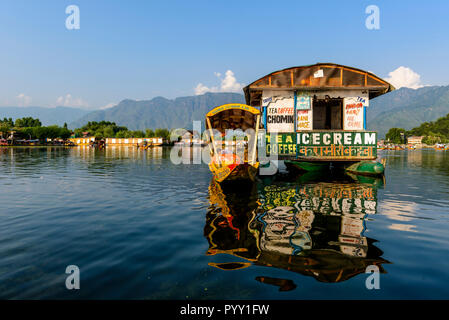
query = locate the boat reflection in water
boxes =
[205,173,390,290]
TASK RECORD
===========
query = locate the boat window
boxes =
[312,97,343,130]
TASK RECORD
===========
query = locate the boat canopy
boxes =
[243,63,395,106]
[206,104,260,132]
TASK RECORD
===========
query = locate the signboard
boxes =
[296,131,377,159]
[262,96,272,107]
[296,110,313,131]
[266,133,296,156]
[313,69,324,78]
[344,97,368,130]
[266,97,295,133]
[295,93,311,110]
[266,131,377,159]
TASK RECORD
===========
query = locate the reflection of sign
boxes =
[266,97,295,133]
[257,207,313,254]
[344,97,367,130]
[266,133,296,156]
[296,110,313,131]
[296,131,377,159]
[261,184,377,215]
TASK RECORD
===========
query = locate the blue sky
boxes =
[1,0,448,109]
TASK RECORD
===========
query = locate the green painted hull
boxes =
[285,160,329,172]
[284,159,385,177]
[344,161,385,176]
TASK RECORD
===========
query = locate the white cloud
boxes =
[56,94,89,108]
[221,70,244,92]
[384,66,424,89]
[194,83,212,95]
[16,93,32,107]
[194,70,244,95]
[100,102,116,110]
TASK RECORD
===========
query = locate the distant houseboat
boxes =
[175,130,206,147]
[69,137,96,146]
[407,136,424,146]
[105,137,163,147]
[69,137,163,147]
[243,63,395,176]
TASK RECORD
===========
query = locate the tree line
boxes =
[0,118,171,141]
[0,117,71,140]
[73,121,171,139]
[386,113,449,144]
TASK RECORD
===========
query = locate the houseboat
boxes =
[69,137,163,147]
[243,63,395,176]
[106,137,163,147]
[69,137,96,146]
[174,130,206,147]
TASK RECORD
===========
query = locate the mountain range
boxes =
[68,92,245,130]
[2,86,449,138]
[367,85,449,137]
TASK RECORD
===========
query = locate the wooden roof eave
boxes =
[242,63,396,104]
[244,86,393,102]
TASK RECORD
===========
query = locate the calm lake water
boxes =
[1,146,449,299]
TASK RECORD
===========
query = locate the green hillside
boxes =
[408,113,449,143]
[368,86,449,138]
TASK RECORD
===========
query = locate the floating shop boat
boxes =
[243,63,395,177]
[205,104,261,183]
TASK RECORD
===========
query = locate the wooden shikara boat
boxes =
[205,104,261,183]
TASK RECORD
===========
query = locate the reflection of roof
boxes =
[243,63,395,105]
[256,248,389,283]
